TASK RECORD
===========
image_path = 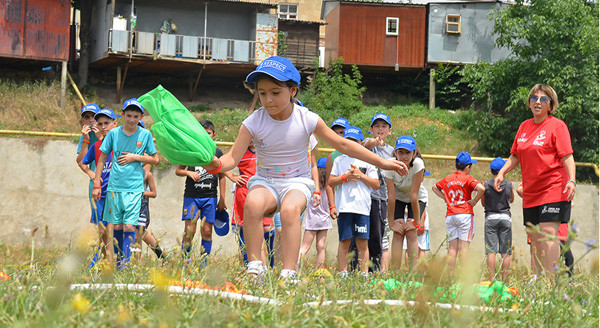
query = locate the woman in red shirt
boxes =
[494,84,576,280]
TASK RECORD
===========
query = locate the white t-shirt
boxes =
[331,155,378,216]
[243,104,319,179]
[384,157,428,204]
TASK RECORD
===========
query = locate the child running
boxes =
[385,136,428,271]
[432,152,484,274]
[81,108,117,267]
[298,157,332,269]
[175,120,226,265]
[481,157,514,281]
[201,56,407,279]
[92,99,159,268]
[329,126,380,276]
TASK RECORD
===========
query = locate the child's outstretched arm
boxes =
[204,125,252,173]
[144,171,157,198]
[314,119,408,176]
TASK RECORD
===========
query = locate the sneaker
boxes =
[339,270,349,278]
[247,261,265,276]
[279,269,300,284]
[360,272,370,278]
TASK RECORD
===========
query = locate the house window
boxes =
[279,4,298,20]
[386,17,399,36]
[445,14,461,34]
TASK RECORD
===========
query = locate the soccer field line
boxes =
[68,283,520,312]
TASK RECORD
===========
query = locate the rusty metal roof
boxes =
[190,0,277,8]
[279,18,326,25]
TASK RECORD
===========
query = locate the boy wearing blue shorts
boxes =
[81,108,117,267]
[329,126,380,276]
[92,99,159,268]
[175,120,226,264]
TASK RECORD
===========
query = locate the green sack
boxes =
[138,85,216,166]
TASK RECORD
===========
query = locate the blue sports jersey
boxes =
[83,140,113,198]
[100,126,157,192]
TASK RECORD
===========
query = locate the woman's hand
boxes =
[564,181,576,201]
[493,174,505,192]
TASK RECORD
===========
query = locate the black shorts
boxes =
[522,201,571,226]
[394,200,427,220]
[138,202,150,230]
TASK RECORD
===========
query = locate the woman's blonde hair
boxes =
[528,84,559,114]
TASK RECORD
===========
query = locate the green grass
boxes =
[1,236,598,327]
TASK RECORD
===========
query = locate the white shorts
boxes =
[402,230,430,251]
[247,175,315,213]
[445,214,474,242]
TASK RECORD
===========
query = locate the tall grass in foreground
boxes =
[0,227,597,327]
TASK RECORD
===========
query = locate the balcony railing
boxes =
[109,29,257,63]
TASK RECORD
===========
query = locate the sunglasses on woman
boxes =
[529,94,551,104]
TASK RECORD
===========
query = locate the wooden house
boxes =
[321,0,426,70]
[278,18,324,68]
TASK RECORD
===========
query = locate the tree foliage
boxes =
[461,0,599,176]
[300,58,366,123]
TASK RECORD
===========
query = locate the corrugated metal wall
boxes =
[337,4,426,68]
[0,0,70,62]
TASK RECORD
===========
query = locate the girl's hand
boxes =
[329,206,338,220]
[312,193,321,207]
[416,228,424,236]
[345,165,361,181]
[81,125,91,140]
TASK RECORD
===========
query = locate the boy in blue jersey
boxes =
[76,103,101,225]
[92,99,159,268]
[82,108,117,266]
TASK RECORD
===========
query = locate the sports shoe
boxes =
[339,270,349,278]
[247,261,265,276]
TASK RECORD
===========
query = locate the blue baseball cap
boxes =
[343,126,363,141]
[80,103,100,117]
[330,118,350,129]
[317,157,327,169]
[94,108,117,121]
[456,152,478,165]
[370,113,392,127]
[214,210,230,237]
[394,135,417,151]
[246,56,301,86]
[490,157,506,172]
[122,98,144,114]
[138,121,145,128]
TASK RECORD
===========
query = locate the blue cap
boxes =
[317,157,327,169]
[246,56,301,86]
[370,113,392,127]
[343,126,363,141]
[123,98,144,114]
[138,121,145,128]
[330,118,350,129]
[394,135,416,151]
[214,210,230,236]
[94,108,117,120]
[456,152,478,165]
[80,103,100,117]
[490,157,506,172]
[424,170,431,176]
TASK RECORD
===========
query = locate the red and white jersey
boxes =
[435,172,481,216]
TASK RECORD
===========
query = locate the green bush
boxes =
[300,58,366,123]
[433,63,472,110]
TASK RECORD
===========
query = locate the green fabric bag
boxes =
[138,85,216,166]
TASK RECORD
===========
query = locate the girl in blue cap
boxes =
[384,136,428,271]
[202,56,408,279]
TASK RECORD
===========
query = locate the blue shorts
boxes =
[337,212,370,241]
[104,191,142,226]
[90,197,108,226]
[182,197,216,224]
[138,202,150,229]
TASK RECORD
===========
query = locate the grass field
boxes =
[1,230,598,327]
